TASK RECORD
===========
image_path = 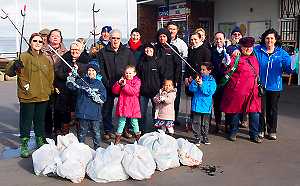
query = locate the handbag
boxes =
[245,57,265,97]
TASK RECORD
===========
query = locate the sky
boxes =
[0,0,137,40]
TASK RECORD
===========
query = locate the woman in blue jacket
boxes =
[254,28,293,140]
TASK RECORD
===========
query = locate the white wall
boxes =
[214,0,280,39]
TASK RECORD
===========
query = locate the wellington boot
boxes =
[114,134,122,144]
[20,137,30,158]
[36,136,45,148]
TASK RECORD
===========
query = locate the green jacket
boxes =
[17,50,54,103]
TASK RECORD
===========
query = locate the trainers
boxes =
[20,137,30,158]
[228,134,237,141]
[122,130,133,139]
[258,132,264,139]
[268,133,277,140]
[108,132,115,139]
[103,133,110,140]
[195,140,201,147]
[250,137,262,143]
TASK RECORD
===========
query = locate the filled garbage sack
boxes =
[122,142,156,180]
[56,133,79,152]
[176,138,203,166]
[138,130,180,171]
[86,143,129,183]
[32,138,61,176]
[56,142,95,183]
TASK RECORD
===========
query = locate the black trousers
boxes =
[259,91,280,134]
[213,87,223,125]
[174,80,182,123]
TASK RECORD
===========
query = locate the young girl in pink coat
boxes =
[112,65,141,144]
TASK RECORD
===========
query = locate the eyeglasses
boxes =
[32,40,43,43]
[111,37,121,40]
[233,33,241,36]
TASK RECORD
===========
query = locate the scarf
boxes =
[128,38,142,52]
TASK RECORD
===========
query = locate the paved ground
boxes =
[0,80,300,186]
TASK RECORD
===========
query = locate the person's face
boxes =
[49,31,62,45]
[130,32,141,43]
[159,34,168,45]
[198,31,205,42]
[190,34,201,47]
[200,65,211,76]
[145,47,154,57]
[167,24,178,39]
[231,32,242,43]
[70,44,81,59]
[110,32,121,50]
[163,80,174,92]
[215,33,225,48]
[241,46,253,56]
[30,36,43,52]
[124,67,136,80]
[87,68,97,79]
[101,31,110,41]
[41,35,48,44]
[265,33,276,48]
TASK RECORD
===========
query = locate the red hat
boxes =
[239,37,255,47]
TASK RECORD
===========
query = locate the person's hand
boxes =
[184,78,190,86]
[119,77,126,86]
[90,46,99,55]
[195,75,202,85]
[71,67,78,77]
[13,59,24,73]
[232,49,240,57]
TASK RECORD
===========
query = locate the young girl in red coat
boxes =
[112,65,141,144]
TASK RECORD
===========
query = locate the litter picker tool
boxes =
[91,3,100,47]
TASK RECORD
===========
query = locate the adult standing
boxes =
[221,37,262,143]
[227,27,243,55]
[17,33,54,157]
[127,28,143,61]
[195,27,211,50]
[156,28,182,125]
[254,28,293,140]
[90,26,112,59]
[42,29,67,138]
[98,29,136,140]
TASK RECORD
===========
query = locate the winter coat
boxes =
[68,77,107,121]
[254,45,292,91]
[112,76,141,118]
[42,43,68,72]
[54,51,90,112]
[189,75,216,114]
[185,45,211,78]
[127,41,143,62]
[136,55,164,98]
[170,37,188,58]
[221,54,261,113]
[210,46,227,83]
[153,88,177,121]
[226,44,239,56]
[17,50,54,103]
[98,43,136,94]
[155,43,182,85]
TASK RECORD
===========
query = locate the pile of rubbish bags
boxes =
[32,130,203,183]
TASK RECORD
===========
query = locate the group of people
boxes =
[6,21,295,158]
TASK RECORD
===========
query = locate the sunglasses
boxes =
[111,37,120,40]
[32,40,43,44]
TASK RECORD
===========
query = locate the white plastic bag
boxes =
[86,143,129,183]
[56,143,95,183]
[122,142,156,180]
[177,138,203,166]
[138,130,180,171]
[32,138,61,176]
[56,133,79,152]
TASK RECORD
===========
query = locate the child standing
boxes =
[112,65,141,144]
[67,63,106,149]
[153,80,177,135]
[189,62,216,145]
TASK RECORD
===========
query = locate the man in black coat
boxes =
[98,29,136,140]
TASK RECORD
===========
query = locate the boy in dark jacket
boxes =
[67,63,107,149]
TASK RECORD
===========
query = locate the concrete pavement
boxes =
[0,80,300,186]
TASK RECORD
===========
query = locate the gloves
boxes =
[13,59,24,73]
[66,75,80,89]
[222,53,231,65]
[71,67,78,77]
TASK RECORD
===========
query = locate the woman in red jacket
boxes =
[221,37,262,143]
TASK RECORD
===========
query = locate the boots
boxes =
[114,134,122,144]
[20,137,30,158]
[36,136,45,148]
[135,133,141,142]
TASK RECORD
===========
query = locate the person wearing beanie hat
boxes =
[220,35,262,143]
[66,58,107,149]
[39,28,50,46]
[155,28,182,125]
[136,42,163,134]
[227,26,243,55]
[89,26,113,58]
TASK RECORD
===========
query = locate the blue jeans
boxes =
[102,94,115,133]
[78,119,102,149]
[228,112,260,139]
[139,96,155,133]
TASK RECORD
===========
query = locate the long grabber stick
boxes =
[165,42,198,75]
[1,8,30,46]
[18,5,26,61]
[92,3,100,47]
[48,44,91,87]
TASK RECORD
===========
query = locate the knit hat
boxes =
[130,28,141,35]
[156,28,171,44]
[87,63,100,73]
[143,42,156,52]
[101,26,112,33]
[239,37,255,47]
[39,28,50,36]
[231,26,242,36]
